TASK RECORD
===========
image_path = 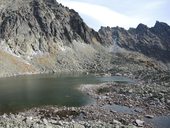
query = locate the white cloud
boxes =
[57,0,141,30]
[57,0,170,30]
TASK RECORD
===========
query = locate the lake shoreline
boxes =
[0,70,87,79]
[0,56,170,128]
[0,71,170,127]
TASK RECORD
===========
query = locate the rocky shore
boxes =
[0,52,170,128]
[0,67,169,128]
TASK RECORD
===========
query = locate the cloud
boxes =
[57,0,170,30]
[57,0,141,30]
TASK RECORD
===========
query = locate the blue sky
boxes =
[57,0,170,30]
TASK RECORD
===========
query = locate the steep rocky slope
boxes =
[0,0,170,77]
[99,21,170,63]
[0,0,111,77]
[0,0,103,56]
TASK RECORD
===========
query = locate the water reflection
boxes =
[103,104,143,115]
[0,73,97,114]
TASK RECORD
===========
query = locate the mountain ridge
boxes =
[99,21,170,62]
[0,0,170,77]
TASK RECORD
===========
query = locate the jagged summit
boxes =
[99,21,170,62]
[153,21,169,28]
[136,23,148,33]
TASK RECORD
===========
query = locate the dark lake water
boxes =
[103,104,143,115]
[0,73,134,114]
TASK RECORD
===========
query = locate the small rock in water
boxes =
[110,110,116,113]
[145,115,154,119]
[135,119,144,127]
[134,108,143,113]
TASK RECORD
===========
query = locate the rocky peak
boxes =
[150,21,170,50]
[150,21,170,36]
[99,26,129,45]
[98,26,113,45]
[136,23,148,34]
[153,21,169,29]
[98,21,170,62]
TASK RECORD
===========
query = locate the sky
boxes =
[57,0,170,30]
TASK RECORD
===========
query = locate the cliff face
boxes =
[99,21,170,62]
[0,0,102,56]
[0,0,110,77]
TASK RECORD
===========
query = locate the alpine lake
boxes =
[0,73,133,114]
[0,73,169,128]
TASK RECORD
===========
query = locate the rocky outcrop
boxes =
[0,0,111,77]
[99,21,170,62]
[0,0,102,56]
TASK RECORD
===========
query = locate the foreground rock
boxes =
[135,119,144,127]
[0,108,136,128]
